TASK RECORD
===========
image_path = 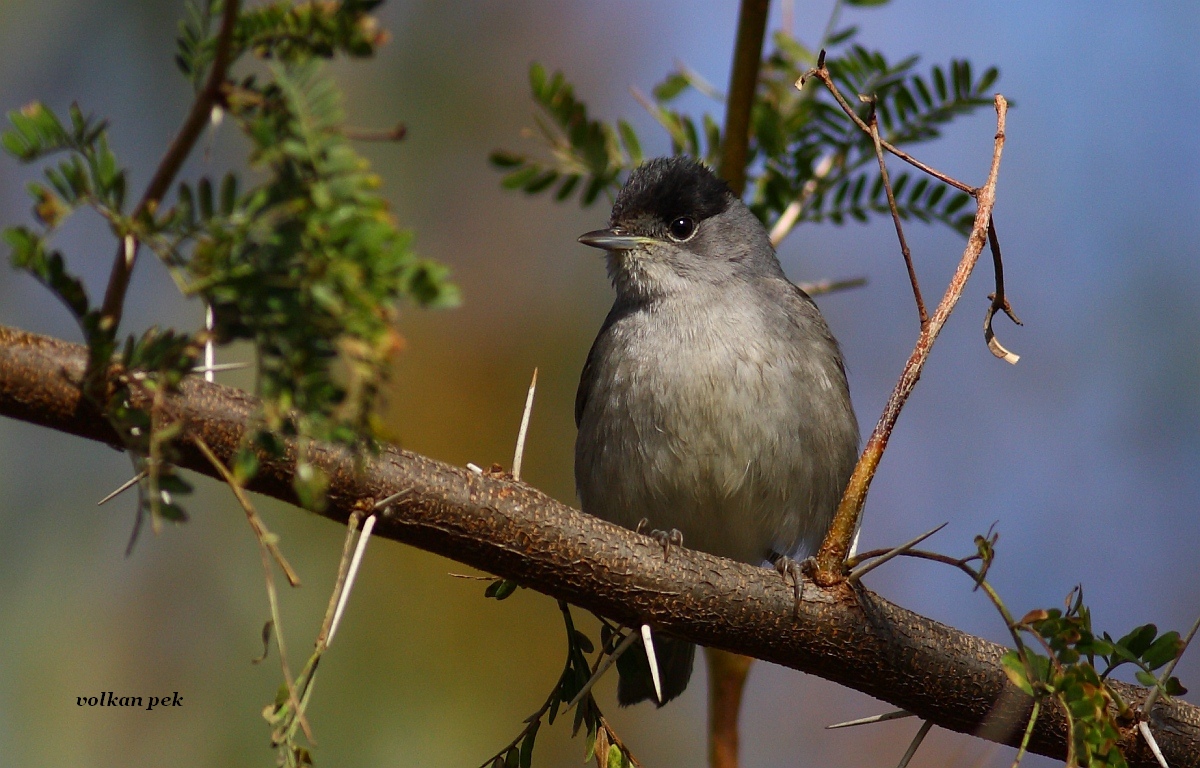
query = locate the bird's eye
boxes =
[667,216,697,242]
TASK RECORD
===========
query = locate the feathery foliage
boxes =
[2,1,455,539]
[492,5,998,239]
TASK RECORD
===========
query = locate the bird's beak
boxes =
[578,228,657,251]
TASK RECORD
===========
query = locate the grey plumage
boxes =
[574,157,859,706]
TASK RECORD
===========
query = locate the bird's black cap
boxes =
[610,157,732,226]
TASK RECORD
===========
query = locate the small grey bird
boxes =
[574,156,859,706]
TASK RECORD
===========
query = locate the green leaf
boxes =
[825,26,859,46]
[197,176,214,220]
[652,72,690,102]
[573,630,594,654]
[617,120,642,165]
[529,62,547,98]
[1117,624,1159,658]
[519,721,539,768]
[219,172,238,216]
[1001,650,1034,695]
[606,744,624,768]
[489,150,524,168]
[523,170,558,194]
[501,166,540,190]
[486,579,519,600]
[1142,632,1182,670]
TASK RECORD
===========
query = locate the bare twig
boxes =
[343,122,407,142]
[98,0,240,335]
[984,218,1023,364]
[867,99,927,326]
[795,276,869,297]
[190,435,311,742]
[565,628,639,711]
[814,94,1009,581]
[799,51,975,195]
[1009,700,1041,768]
[191,436,300,587]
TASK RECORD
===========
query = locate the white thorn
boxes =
[192,361,249,374]
[826,709,914,729]
[373,488,411,510]
[641,623,663,704]
[123,234,136,268]
[848,522,948,584]
[328,514,376,644]
[1139,721,1171,768]
[466,463,483,474]
[97,470,147,506]
[511,368,538,482]
[204,304,215,383]
[896,720,933,768]
[565,628,640,712]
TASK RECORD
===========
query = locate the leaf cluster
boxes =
[160,60,456,484]
[3,3,456,533]
[481,598,638,768]
[177,0,388,91]
[491,3,1000,240]
[1001,588,1186,768]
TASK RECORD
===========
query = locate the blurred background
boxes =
[1,1,1198,766]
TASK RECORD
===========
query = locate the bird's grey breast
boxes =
[575,283,854,565]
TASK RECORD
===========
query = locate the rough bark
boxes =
[0,323,1196,768]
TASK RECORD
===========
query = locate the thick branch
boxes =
[0,323,1196,768]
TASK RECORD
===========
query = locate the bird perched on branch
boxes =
[574,156,859,706]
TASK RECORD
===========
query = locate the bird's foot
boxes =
[772,555,816,619]
[636,519,683,560]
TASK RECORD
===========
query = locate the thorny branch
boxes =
[804,45,1019,579]
[0,323,1194,768]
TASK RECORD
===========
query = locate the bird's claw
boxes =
[773,555,815,619]
[634,519,683,560]
[650,528,683,560]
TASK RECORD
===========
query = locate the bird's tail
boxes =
[616,634,696,707]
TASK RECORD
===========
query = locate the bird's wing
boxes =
[575,303,635,427]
